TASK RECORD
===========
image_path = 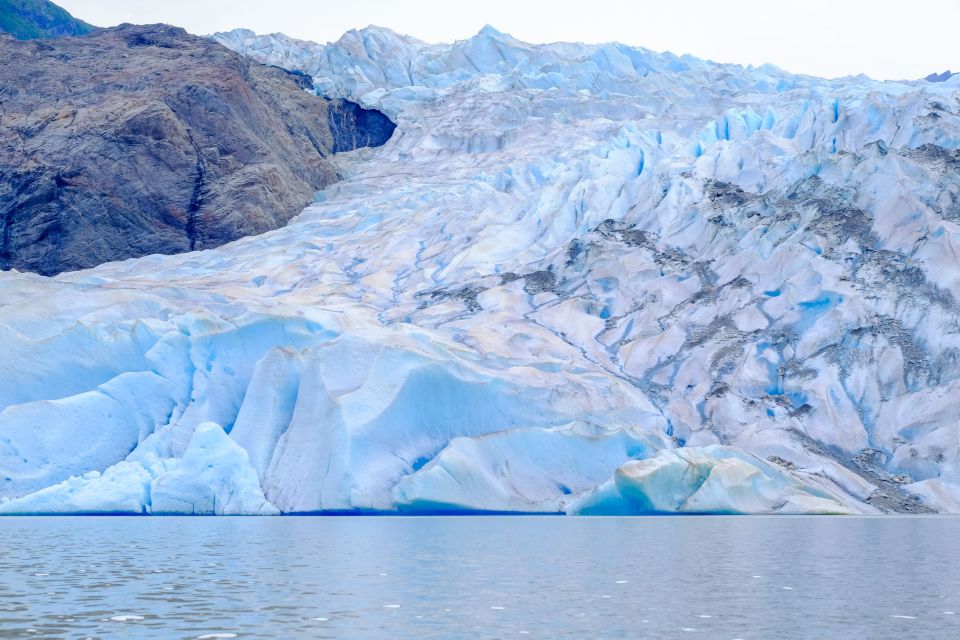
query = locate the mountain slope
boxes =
[926,70,957,83]
[0,0,92,39]
[2,27,960,514]
[0,23,395,276]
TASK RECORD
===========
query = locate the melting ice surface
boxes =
[1,516,960,638]
[3,26,960,514]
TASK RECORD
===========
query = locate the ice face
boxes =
[0,423,277,515]
[150,422,278,515]
[392,424,663,513]
[225,332,661,512]
[0,461,156,515]
[2,26,960,514]
[567,446,853,515]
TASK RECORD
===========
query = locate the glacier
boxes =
[2,25,960,514]
[568,445,853,515]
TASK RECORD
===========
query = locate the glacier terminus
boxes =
[2,24,960,515]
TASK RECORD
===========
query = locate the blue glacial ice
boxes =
[2,25,960,514]
[392,423,664,513]
[568,446,852,515]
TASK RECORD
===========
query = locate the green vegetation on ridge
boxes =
[0,0,92,39]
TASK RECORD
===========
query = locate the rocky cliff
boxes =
[0,23,395,276]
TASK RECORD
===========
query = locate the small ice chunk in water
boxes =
[110,615,144,622]
[312,617,329,622]
[890,615,916,619]
[615,580,629,584]
[945,612,956,615]
[697,615,712,618]
[383,604,401,609]
[782,587,793,590]
[491,606,505,610]
[197,635,238,639]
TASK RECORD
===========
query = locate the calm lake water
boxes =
[0,516,957,639]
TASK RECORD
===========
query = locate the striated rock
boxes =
[327,100,396,152]
[0,23,394,276]
[0,0,92,40]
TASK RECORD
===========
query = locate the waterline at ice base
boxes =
[3,23,960,515]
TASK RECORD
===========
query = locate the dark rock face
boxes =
[0,24,395,276]
[0,0,92,39]
[327,100,397,153]
[924,70,956,83]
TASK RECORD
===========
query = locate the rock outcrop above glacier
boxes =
[0,23,394,276]
[925,70,957,83]
[2,25,960,514]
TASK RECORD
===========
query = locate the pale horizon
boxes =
[55,0,959,81]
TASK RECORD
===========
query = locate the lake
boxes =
[0,516,957,638]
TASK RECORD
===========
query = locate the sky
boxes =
[56,0,960,81]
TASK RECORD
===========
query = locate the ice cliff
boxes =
[2,25,960,514]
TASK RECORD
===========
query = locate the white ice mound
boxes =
[0,461,156,515]
[0,423,277,515]
[392,423,662,513]
[569,445,852,515]
[0,371,177,501]
[150,422,278,515]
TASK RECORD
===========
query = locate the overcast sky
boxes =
[57,0,958,80]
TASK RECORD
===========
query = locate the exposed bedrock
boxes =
[328,100,397,153]
[0,23,395,276]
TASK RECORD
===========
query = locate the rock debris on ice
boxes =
[3,25,960,514]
